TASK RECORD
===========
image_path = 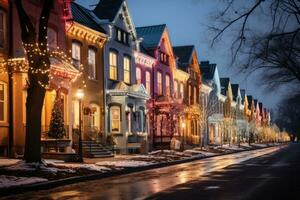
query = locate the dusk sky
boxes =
[76,0,281,111]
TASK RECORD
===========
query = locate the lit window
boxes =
[111,106,120,133]
[0,82,7,122]
[0,11,5,48]
[180,83,184,98]
[88,48,96,80]
[136,67,141,84]
[166,74,170,96]
[194,86,197,104]
[174,80,178,98]
[189,85,192,104]
[72,42,81,68]
[145,71,151,95]
[47,27,57,49]
[109,51,118,80]
[123,56,131,84]
[157,71,162,95]
[90,104,100,129]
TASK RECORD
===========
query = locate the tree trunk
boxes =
[24,80,46,162]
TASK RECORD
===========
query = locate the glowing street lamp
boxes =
[76,88,84,163]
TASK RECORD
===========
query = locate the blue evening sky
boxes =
[76,0,280,111]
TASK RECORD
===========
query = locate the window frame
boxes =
[166,74,170,96]
[0,81,7,123]
[109,50,118,80]
[123,55,131,84]
[145,71,151,95]
[72,41,81,68]
[0,10,6,49]
[157,71,163,95]
[110,106,121,133]
[88,48,97,80]
[136,67,142,84]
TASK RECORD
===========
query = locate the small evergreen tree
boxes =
[48,92,66,139]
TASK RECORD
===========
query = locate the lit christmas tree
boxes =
[48,92,66,139]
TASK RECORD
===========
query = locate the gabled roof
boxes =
[220,78,230,96]
[200,61,217,82]
[93,0,124,22]
[71,2,106,33]
[254,99,258,108]
[231,84,239,101]
[247,95,253,109]
[136,24,166,49]
[259,102,263,113]
[240,89,246,104]
[173,45,194,70]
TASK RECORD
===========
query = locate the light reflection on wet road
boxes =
[1,147,282,200]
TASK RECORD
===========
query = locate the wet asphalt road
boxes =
[1,146,286,200]
[147,143,299,200]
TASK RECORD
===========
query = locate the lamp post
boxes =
[76,88,84,163]
[181,121,186,151]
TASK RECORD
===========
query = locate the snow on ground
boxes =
[251,143,268,147]
[0,159,20,167]
[45,160,111,172]
[188,149,218,156]
[4,161,75,174]
[96,160,153,168]
[0,175,48,189]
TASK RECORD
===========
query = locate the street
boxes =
[0,145,289,200]
[148,143,299,200]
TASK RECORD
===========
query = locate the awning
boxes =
[50,57,80,81]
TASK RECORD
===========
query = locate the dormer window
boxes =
[116,28,129,45]
[159,51,168,65]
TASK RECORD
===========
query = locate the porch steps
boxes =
[81,141,114,158]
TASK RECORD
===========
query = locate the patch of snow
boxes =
[251,143,267,147]
[186,149,217,156]
[0,159,20,167]
[0,175,48,189]
[96,160,152,168]
[45,160,111,172]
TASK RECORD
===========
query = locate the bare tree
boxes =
[15,0,54,163]
[210,0,300,89]
[275,94,300,142]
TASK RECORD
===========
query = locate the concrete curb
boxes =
[0,144,287,197]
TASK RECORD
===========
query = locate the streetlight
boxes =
[76,88,84,163]
[181,121,186,151]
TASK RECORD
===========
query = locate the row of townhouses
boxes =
[0,0,273,157]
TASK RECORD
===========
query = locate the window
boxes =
[72,42,81,68]
[0,11,5,48]
[123,56,131,84]
[111,106,120,133]
[180,83,184,99]
[88,48,96,79]
[159,52,168,64]
[109,51,118,80]
[157,71,162,95]
[189,85,192,104]
[145,71,151,95]
[136,67,141,84]
[0,82,7,122]
[194,86,197,104]
[166,74,170,96]
[116,28,129,45]
[174,80,178,98]
[90,104,100,129]
[47,27,57,49]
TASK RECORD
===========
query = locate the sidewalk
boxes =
[0,143,286,196]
